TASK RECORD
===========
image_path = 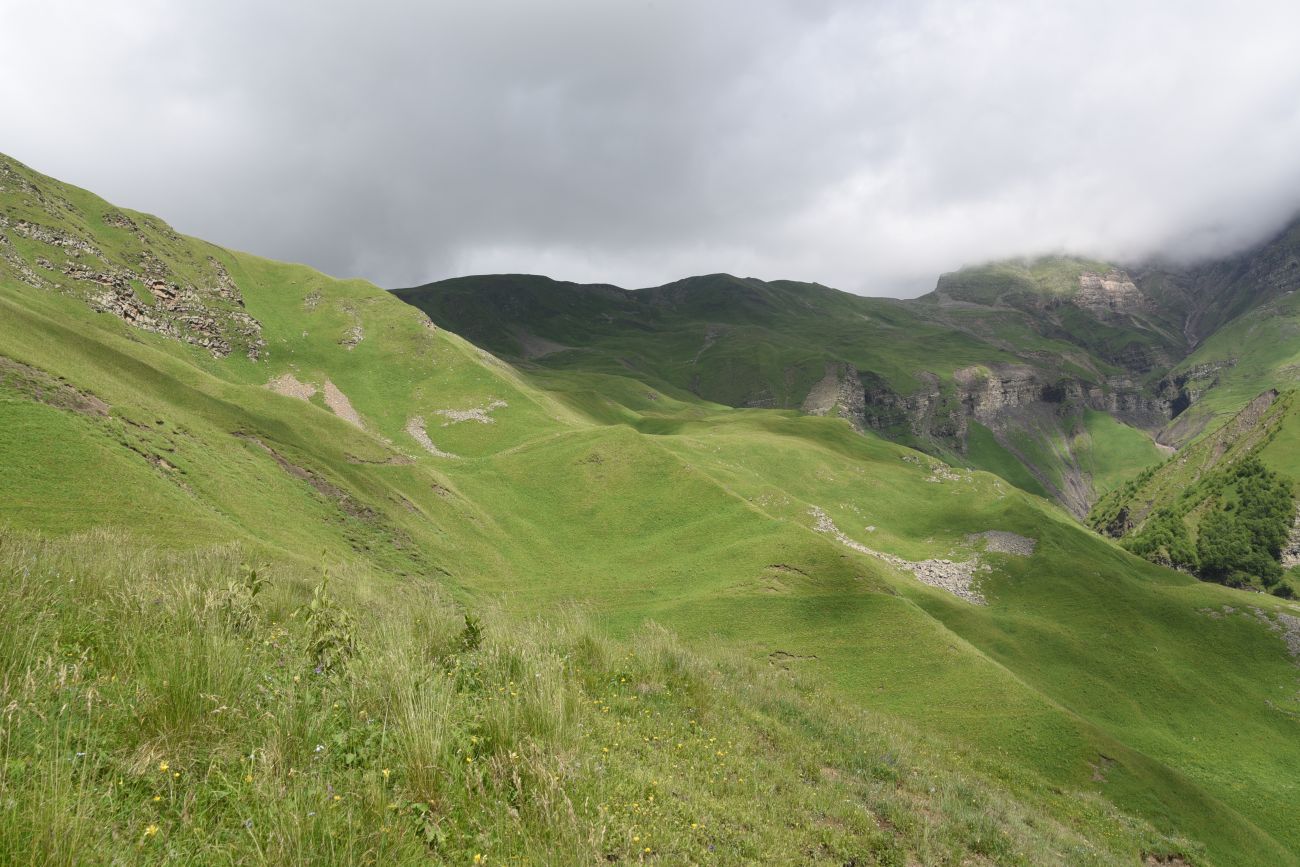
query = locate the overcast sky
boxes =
[3,1,1300,296]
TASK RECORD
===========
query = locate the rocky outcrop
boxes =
[1075,269,1150,317]
[0,164,264,360]
[1155,359,1236,420]
[801,362,866,431]
[954,365,1042,422]
[1281,507,1300,571]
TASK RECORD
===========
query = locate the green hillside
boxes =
[1091,390,1300,595]
[397,268,1177,516]
[4,153,1300,865]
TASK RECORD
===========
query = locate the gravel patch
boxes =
[435,398,507,425]
[966,530,1036,556]
[266,373,317,400]
[405,416,457,458]
[1251,607,1300,661]
[322,380,364,428]
[810,506,988,605]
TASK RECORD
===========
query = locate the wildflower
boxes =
[173,772,180,778]
[691,823,699,829]
[473,856,484,865]
[466,755,474,763]
[644,848,652,854]
[158,761,169,772]
[382,768,391,779]
[144,824,159,838]
[152,795,162,802]
[333,794,342,802]
[245,774,254,783]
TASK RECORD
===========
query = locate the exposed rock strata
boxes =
[801,362,866,431]
[1075,269,1150,317]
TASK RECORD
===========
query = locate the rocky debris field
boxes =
[405,416,457,458]
[967,530,1037,556]
[810,506,990,605]
[435,399,508,425]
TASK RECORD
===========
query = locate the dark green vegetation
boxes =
[4,152,1300,864]
[1093,391,1300,595]
[1114,457,1294,590]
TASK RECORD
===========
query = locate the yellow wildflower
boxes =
[144,824,159,838]
[152,795,162,803]
[382,768,391,779]
[158,761,169,772]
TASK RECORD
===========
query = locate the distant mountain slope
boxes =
[6,153,1300,864]
[398,267,1177,514]
[398,218,1300,517]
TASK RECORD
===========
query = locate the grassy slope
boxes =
[1167,289,1300,436]
[3,155,1300,863]
[398,271,1172,511]
[1,530,1195,866]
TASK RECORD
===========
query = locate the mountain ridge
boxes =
[397,220,1300,517]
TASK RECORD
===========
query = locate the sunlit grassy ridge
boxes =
[3,154,1300,865]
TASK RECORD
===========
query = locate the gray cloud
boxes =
[4,0,1300,295]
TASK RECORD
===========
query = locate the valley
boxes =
[3,152,1300,865]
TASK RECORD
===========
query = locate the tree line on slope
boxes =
[1119,458,1296,595]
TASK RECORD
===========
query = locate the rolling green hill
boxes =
[4,152,1300,865]
[397,221,1300,520]
[396,269,1173,516]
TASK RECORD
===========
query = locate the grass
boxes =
[4,152,1300,864]
[0,529,1197,865]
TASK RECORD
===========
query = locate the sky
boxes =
[3,1,1300,296]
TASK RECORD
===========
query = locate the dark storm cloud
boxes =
[4,1,1300,294]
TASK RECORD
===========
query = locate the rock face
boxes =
[850,363,1170,446]
[0,157,265,360]
[1281,508,1300,571]
[1075,269,1149,317]
[801,362,866,431]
